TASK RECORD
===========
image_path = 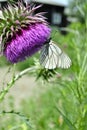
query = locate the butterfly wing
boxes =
[40,40,61,69]
[40,40,71,69]
[58,52,71,69]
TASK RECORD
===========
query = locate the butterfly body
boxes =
[40,39,71,69]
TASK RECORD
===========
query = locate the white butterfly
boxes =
[40,39,71,69]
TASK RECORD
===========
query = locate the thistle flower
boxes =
[0,2,51,63]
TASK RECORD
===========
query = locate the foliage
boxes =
[68,0,87,23]
[8,0,19,4]
[19,18,87,130]
[0,0,87,130]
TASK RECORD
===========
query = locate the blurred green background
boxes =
[0,0,87,130]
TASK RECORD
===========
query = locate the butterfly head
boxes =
[45,37,51,44]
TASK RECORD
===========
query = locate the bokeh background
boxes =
[0,0,87,130]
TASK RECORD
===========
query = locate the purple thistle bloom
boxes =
[4,23,51,63]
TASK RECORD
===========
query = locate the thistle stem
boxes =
[0,66,36,102]
[0,110,30,127]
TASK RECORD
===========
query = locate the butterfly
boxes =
[40,39,72,69]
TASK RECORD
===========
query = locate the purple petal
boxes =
[4,23,51,63]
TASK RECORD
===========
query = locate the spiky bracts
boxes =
[0,1,51,63]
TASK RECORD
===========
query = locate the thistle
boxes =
[0,1,51,63]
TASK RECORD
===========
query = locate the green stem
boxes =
[0,110,30,127]
[55,106,77,130]
[0,66,36,102]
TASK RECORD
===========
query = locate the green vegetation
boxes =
[0,0,87,130]
[20,21,87,130]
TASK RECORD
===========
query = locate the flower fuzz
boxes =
[4,23,51,63]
